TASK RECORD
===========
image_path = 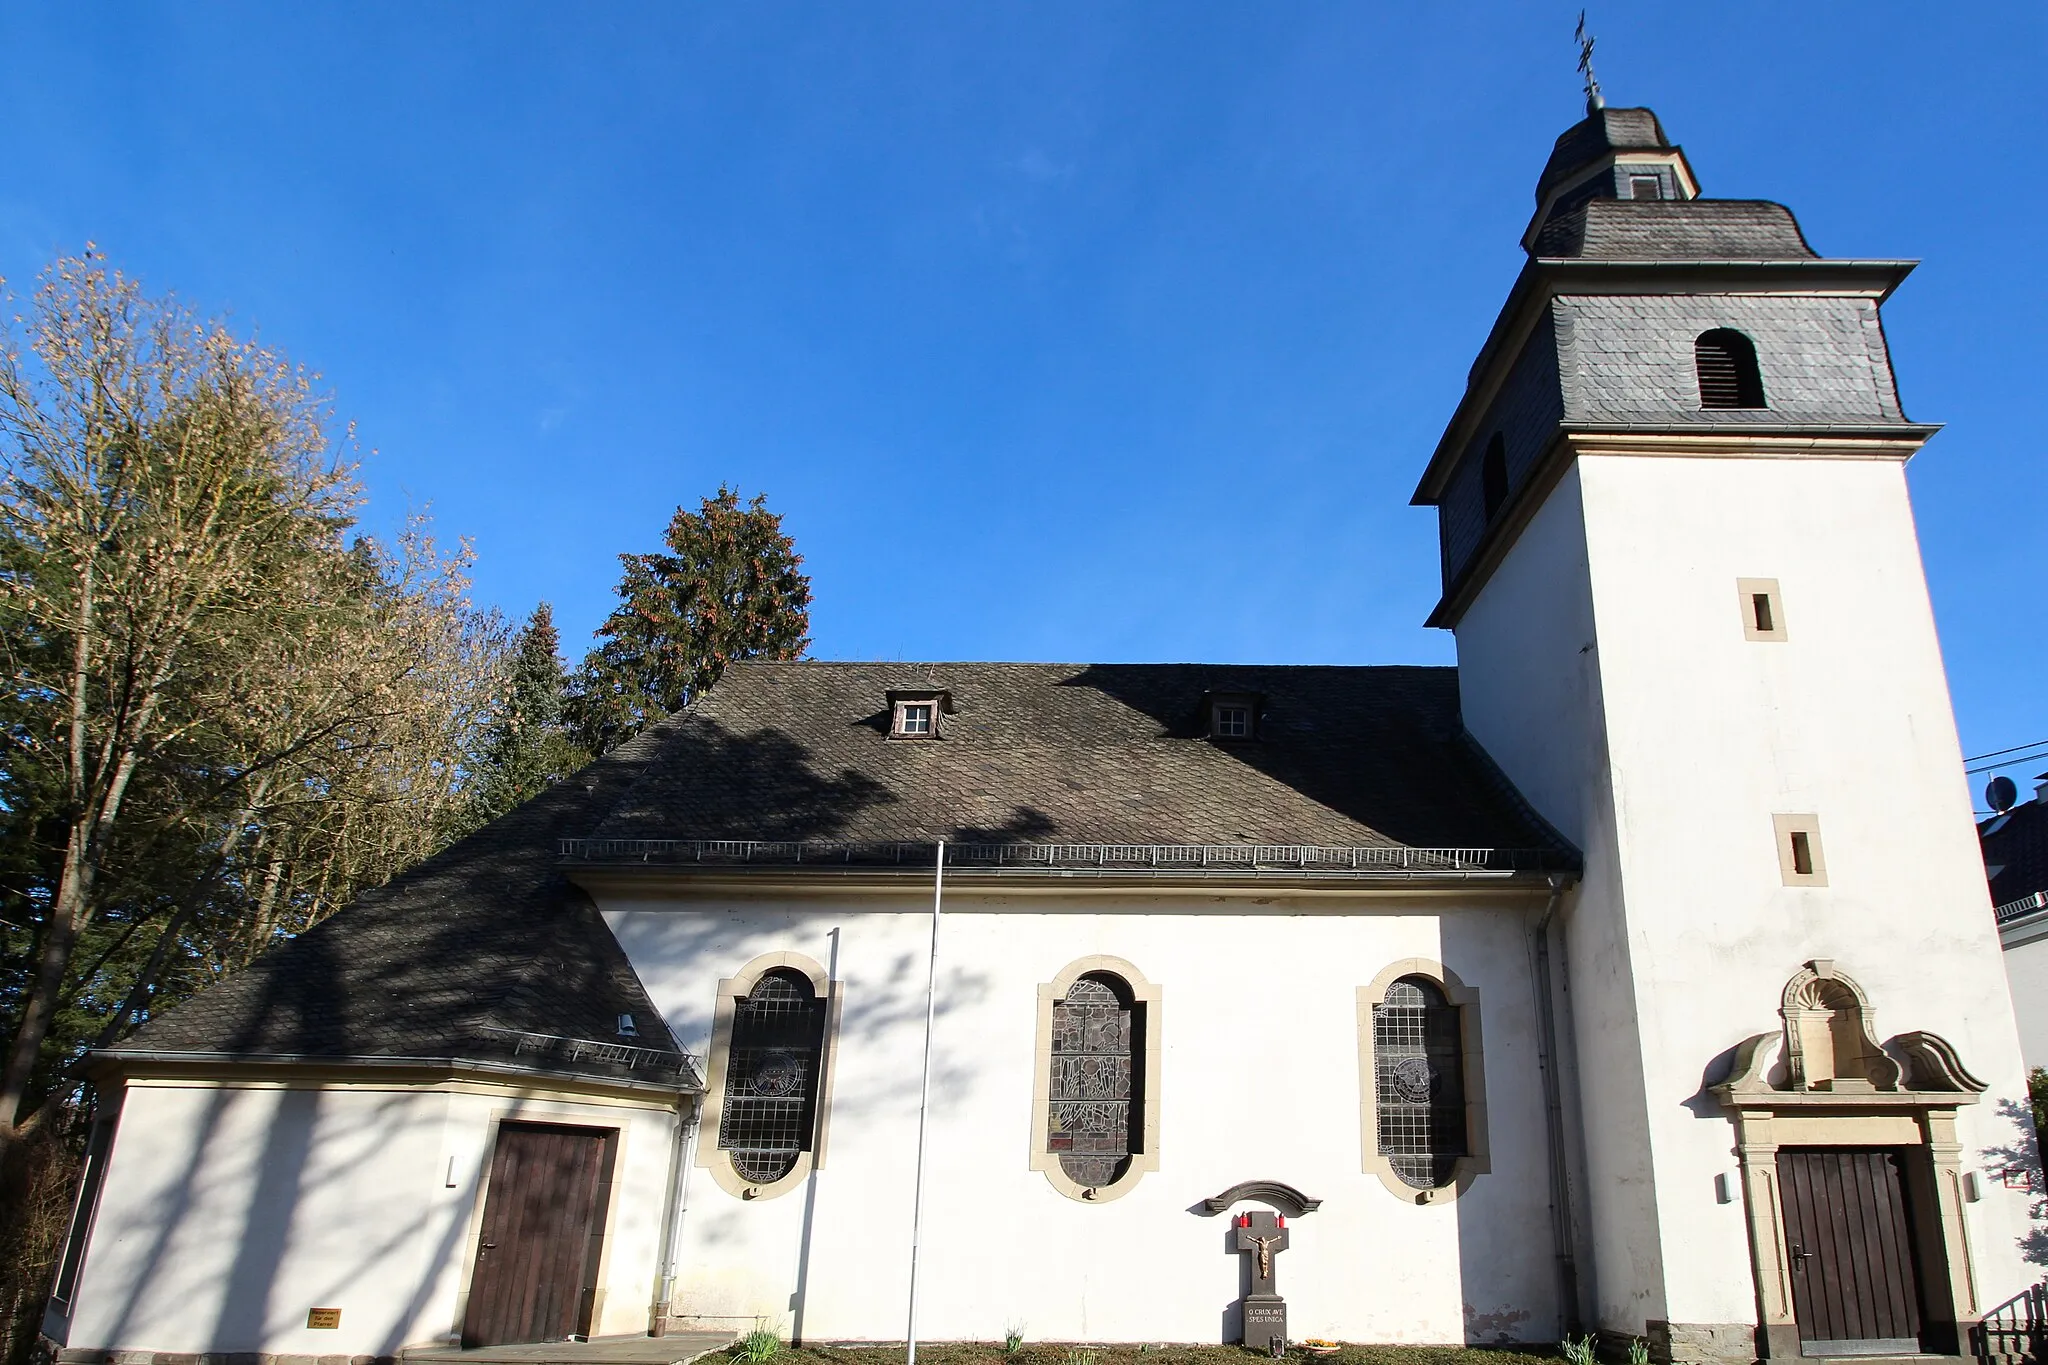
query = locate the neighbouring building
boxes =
[1980,778,2048,1069]
[42,97,2041,1365]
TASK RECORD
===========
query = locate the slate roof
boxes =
[587,661,1569,857]
[1535,107,1672,202]
[110,722,698,1086]
[1532,199,1817,261]
[115,660,1573,1068]
[1981,794,2048,910]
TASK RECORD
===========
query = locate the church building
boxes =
[40,99,2040,1365]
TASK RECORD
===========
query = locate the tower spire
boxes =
[1575,11,1605,113]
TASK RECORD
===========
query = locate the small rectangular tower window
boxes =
[1628,174,1664,200]
[1773,814,1827,887]
[1737,578,1787,642]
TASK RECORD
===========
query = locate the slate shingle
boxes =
[112,723,693,1084]
[116,661,1574,1068]
[1534,200,1817,261]
[1982,799,2048,909]
[591,661,1568,855]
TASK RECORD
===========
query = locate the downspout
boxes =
[650,1090,702,1336]
[1530,873,1582,1338]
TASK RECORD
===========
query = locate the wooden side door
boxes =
[1777,1148,1924,1356]
[462,1123,616,1347]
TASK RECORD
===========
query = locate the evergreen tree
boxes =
[460,603,587,831]
[569,486,811,754]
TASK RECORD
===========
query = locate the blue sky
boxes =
[1,3,2042,781]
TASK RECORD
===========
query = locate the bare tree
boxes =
[0,253,497,1138]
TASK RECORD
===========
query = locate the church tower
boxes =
[1418,106,2038,1360]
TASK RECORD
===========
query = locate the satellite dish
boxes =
[1988,775,2019,813]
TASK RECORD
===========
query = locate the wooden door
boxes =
[463,1123,616,1347]
[1777,1148,1924,1356]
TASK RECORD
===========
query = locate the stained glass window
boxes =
[1047,972,1140,1188]
[718,969,827,1184]
[1373,976,1467,1189]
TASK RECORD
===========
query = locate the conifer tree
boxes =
[459,603,587,831]
[569,486,811,754]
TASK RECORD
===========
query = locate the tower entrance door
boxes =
[1777,1148,1924,1356]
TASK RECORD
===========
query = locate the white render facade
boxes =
[603,890,1562,1346]
[1999,910,2048,1070]
[43,102,2044,1365]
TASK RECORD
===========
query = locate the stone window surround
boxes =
[1738,577,1787,643]
[1029,954,1162,1204]
[697,950,843,1201]
[1773,814,1827,887]
[1356,958,1490,1204]
[1710,962,1989,1361]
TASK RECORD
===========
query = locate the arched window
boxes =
[1696,329,1766,409]
[1049,973,1137,1187]
[1373,977,1467,1188]
[701,954,838,1199]
[719,969,826,1183]
[1359,960,1486,1201]
[1031,957,1161,1201]
[1481,433,1509,522]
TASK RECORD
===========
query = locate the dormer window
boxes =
[1626,173,1664,201]
[1205,692,1260,742]
[887,689,951,739]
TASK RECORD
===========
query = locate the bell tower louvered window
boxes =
[1373,976,1468,1189]
[717,968,827,1185]
[1696,328,1766,409]
[1047,972,1141,1189]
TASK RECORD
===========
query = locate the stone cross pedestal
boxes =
[1232,1210,1290,1354]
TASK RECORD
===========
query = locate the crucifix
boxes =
[1574,11,1605,113]
[1233,1210,1290,1354]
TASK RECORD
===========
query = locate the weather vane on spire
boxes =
[1575,11,1605,114]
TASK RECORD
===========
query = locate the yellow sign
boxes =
[307,1309,341,1330]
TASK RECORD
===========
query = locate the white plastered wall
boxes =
[604,891,1558,1345]
[63,1077,681,1356]
[1455,461,1662,1331]
[1457,449,2041,1336]
[2000,926,2048,1071]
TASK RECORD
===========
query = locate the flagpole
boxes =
[905,841,945,1365]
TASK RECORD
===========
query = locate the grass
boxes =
[769,1344,1559,1365]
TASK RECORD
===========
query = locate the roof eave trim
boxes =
[566,864,1580,895]
[91,1047,705,1096]
[1424,423,1943,629]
